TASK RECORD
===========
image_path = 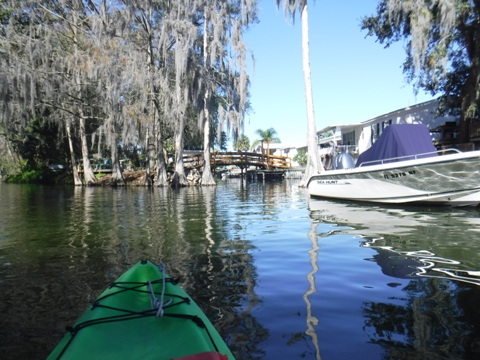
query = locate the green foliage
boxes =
[293,150,307,166]
[361,1,480,141]
[6,114,68,171]
[251,128,280,150]
[233,134,250,151]
[1,116,69,182]
[120,145,144,169]
[319,131,333,139]
[5,160,43,184]
[0,8,11,25]
[0,157,19,178]
[164,138,175,157]
[217,131,228,151]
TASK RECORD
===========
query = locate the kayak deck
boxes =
[48,259,234,360]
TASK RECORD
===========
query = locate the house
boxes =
[315,99,458,168]
[261,99,462,170]
[266,143,305,168]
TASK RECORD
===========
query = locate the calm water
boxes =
[1,181,480,360]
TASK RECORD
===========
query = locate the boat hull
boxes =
[307,151,480,206]
[47,259,234,360]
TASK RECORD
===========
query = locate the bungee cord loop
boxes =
[148,263,173,317]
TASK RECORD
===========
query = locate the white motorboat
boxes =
[307,124,480,206]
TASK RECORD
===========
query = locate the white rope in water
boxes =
[148,263,173,317]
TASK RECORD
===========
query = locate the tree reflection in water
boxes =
[303,222,322,359]
[361,238,480,359]
[362,279,480,359]
[165,186,268,358]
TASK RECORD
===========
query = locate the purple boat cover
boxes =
[356,124,437,167]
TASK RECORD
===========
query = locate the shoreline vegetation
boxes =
[1,1,257,189]
[1,150,299,186]
[1,169,203,187]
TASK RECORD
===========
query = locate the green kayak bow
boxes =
[47,259,235,360]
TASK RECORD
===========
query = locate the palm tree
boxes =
[251,128,280,156]
[276,0,323,186]
[234,134,251,151]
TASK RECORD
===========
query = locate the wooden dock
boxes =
[255,170,286,181]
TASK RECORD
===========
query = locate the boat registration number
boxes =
[383,170,416,179]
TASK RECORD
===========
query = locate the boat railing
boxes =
[357,148,461,167]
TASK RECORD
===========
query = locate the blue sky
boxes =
[242,0,435,147]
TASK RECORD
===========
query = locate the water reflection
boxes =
[308,198,480,285]
[362,279,480,359]
[0,184,268,359]
[3,182,480,360]
[363,239,480,286]
[305,222,321,360]
[308,198,480,359]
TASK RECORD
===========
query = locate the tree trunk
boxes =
[201,92,216,186]
[72,15,96,186]
[110,128,125,186]
[1,131,20,169]
[299,4,323,187]
[458,64,480,144]
[155,116,169,187]
[65,117,82,186]
[155,143,168,186]
[458,99,472,145]
[201,121,216,185]
[200,18,215,186]
[144,122,155,187]
[173,115,187,187]
[79,115,97,186]
[266,140,271,169]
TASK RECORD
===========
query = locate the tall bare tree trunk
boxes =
[155,136,168,186]
[110,125,125,186]
[202,97,216,185]
[65,117,82,186]
[201,20,215,186]
[79,114,97,185]
[144,122,155,187]
[1,132,20,169]
[173,115,187,187]
[154,108,169,187]
[266,140,271,168]
[299,4,323,187]
[72,11,96,186]
[458,70,480,144]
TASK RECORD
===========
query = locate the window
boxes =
[371,123,380,143]
[371,120,392,143]
[382,119,392,130]
[342,131,355,146]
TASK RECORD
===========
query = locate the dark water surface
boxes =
[1,181,480,359]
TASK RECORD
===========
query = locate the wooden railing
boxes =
[183,151,292,170]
